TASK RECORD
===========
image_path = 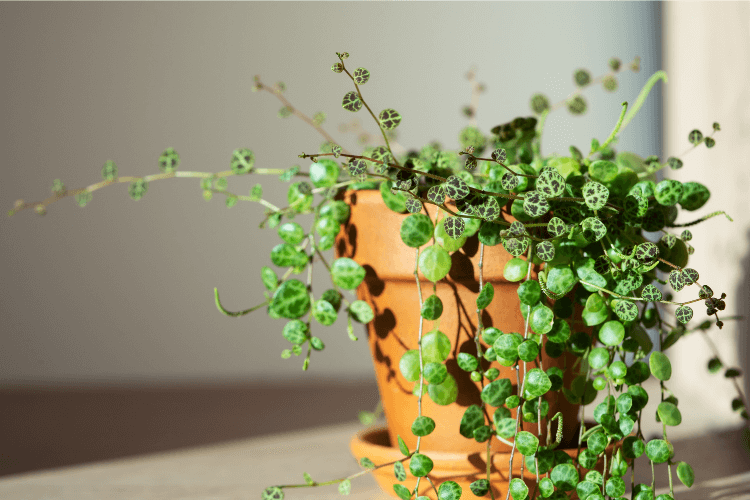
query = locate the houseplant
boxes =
[8,51,746,500]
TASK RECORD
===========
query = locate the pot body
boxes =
[335,190,581,457]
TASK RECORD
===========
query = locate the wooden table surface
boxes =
[1,420,749,500]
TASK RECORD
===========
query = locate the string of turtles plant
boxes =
[9,52,747,500]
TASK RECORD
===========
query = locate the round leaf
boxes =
[428,373,458,405]
[409,453,433,477]
[438,481,462,500]
[270,280,311,319]
[524,368,552,398]
[515,431,539,456]
[331,258,366,289]
[419,246,452,282]
[551,463,579,491]
[401,214,434,248]
[411,416,436,436]
[650,351,672,381]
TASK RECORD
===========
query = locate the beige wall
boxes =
[656,1,750,438]
[2,2,665,386]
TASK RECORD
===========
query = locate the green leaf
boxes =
[496,417,517,438]
[530,304,555,334]
[459,405,485,438]
[424,362,448,385]
[518,340,540,363]
[331,258,366,289]
[261,266,278,291]
[524,368,552,398]
[128,179,148,200]
[313,300,338,326]
[420,331,451,363]
[421,294,443,320]
[481,378,513,407]
[645,439,673,463]
[509,478,529,500]
[539,477,554,498]
[303,472,314,485]
[655,179,684,206]
[278,222,305,245]
[588,160,618,183]
[360,457,375,469]
[409,453,433,477]
[338,479,351,495]
[428,373,458,405]
[598,320,625,346]
[380,180,407,213]
[397,435,410,456]
[309,159,340,188]
[650,351,672,381]
[657,402,682,426]
[401,214,434,248]
[393,484,411,500]
[477,283,495,309]
[419,246,452,282]
[470,479,490,497]
[515,431,539,456]
[676,461,695,487]
[282,320,308,345]
[438,481,462,500]
[504,258,529,282]
[270,280,311,319]
[394,461,406,481]
[605,477,626,498]
[399,350,421,382]
[348,300,373,323]
[551,463,579,491]
[101,160,118,181]
[622,436,645,459]
[270,244,307,268]
[411,416,436,436]
[444,175,470,200]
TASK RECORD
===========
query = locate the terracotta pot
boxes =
[334,189,582,462]
[349,425,622,500]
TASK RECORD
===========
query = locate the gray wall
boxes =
[1,2,662,386]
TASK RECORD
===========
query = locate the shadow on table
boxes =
[0,379,380,478]
[630,426,750,499]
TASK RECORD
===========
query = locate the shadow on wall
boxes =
[739,228,750,413]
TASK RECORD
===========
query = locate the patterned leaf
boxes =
[641,284,662,301]
[508,221,527,237]
[443,216,466,239]
[537,167,566,197]
[331,144,342,158]
[613,300,638,321]
[427,184,446,205]
[547,217,568,238]
[348,158,367,176]
[624,193,648,219]
[676,305,693,324]
[523,191,550,218]
[682,268,699,285]
[536,241,555,261]
[342,91,363,112]
[501,172,520,190]
[668,270,686,292]
[353,67,370,85]
[582,181,609,211]
[379,108,402,130]
[405,198,423,214]
[465,156,477,170]
[581,217,607,242]
[444,175,470,200]
[492,148,507,163]
[503,237,528,257]
[476,196,500,221]
[661,233,677,249]
[634,242,659,260]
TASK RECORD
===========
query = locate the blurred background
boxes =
[1,0,748,484]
